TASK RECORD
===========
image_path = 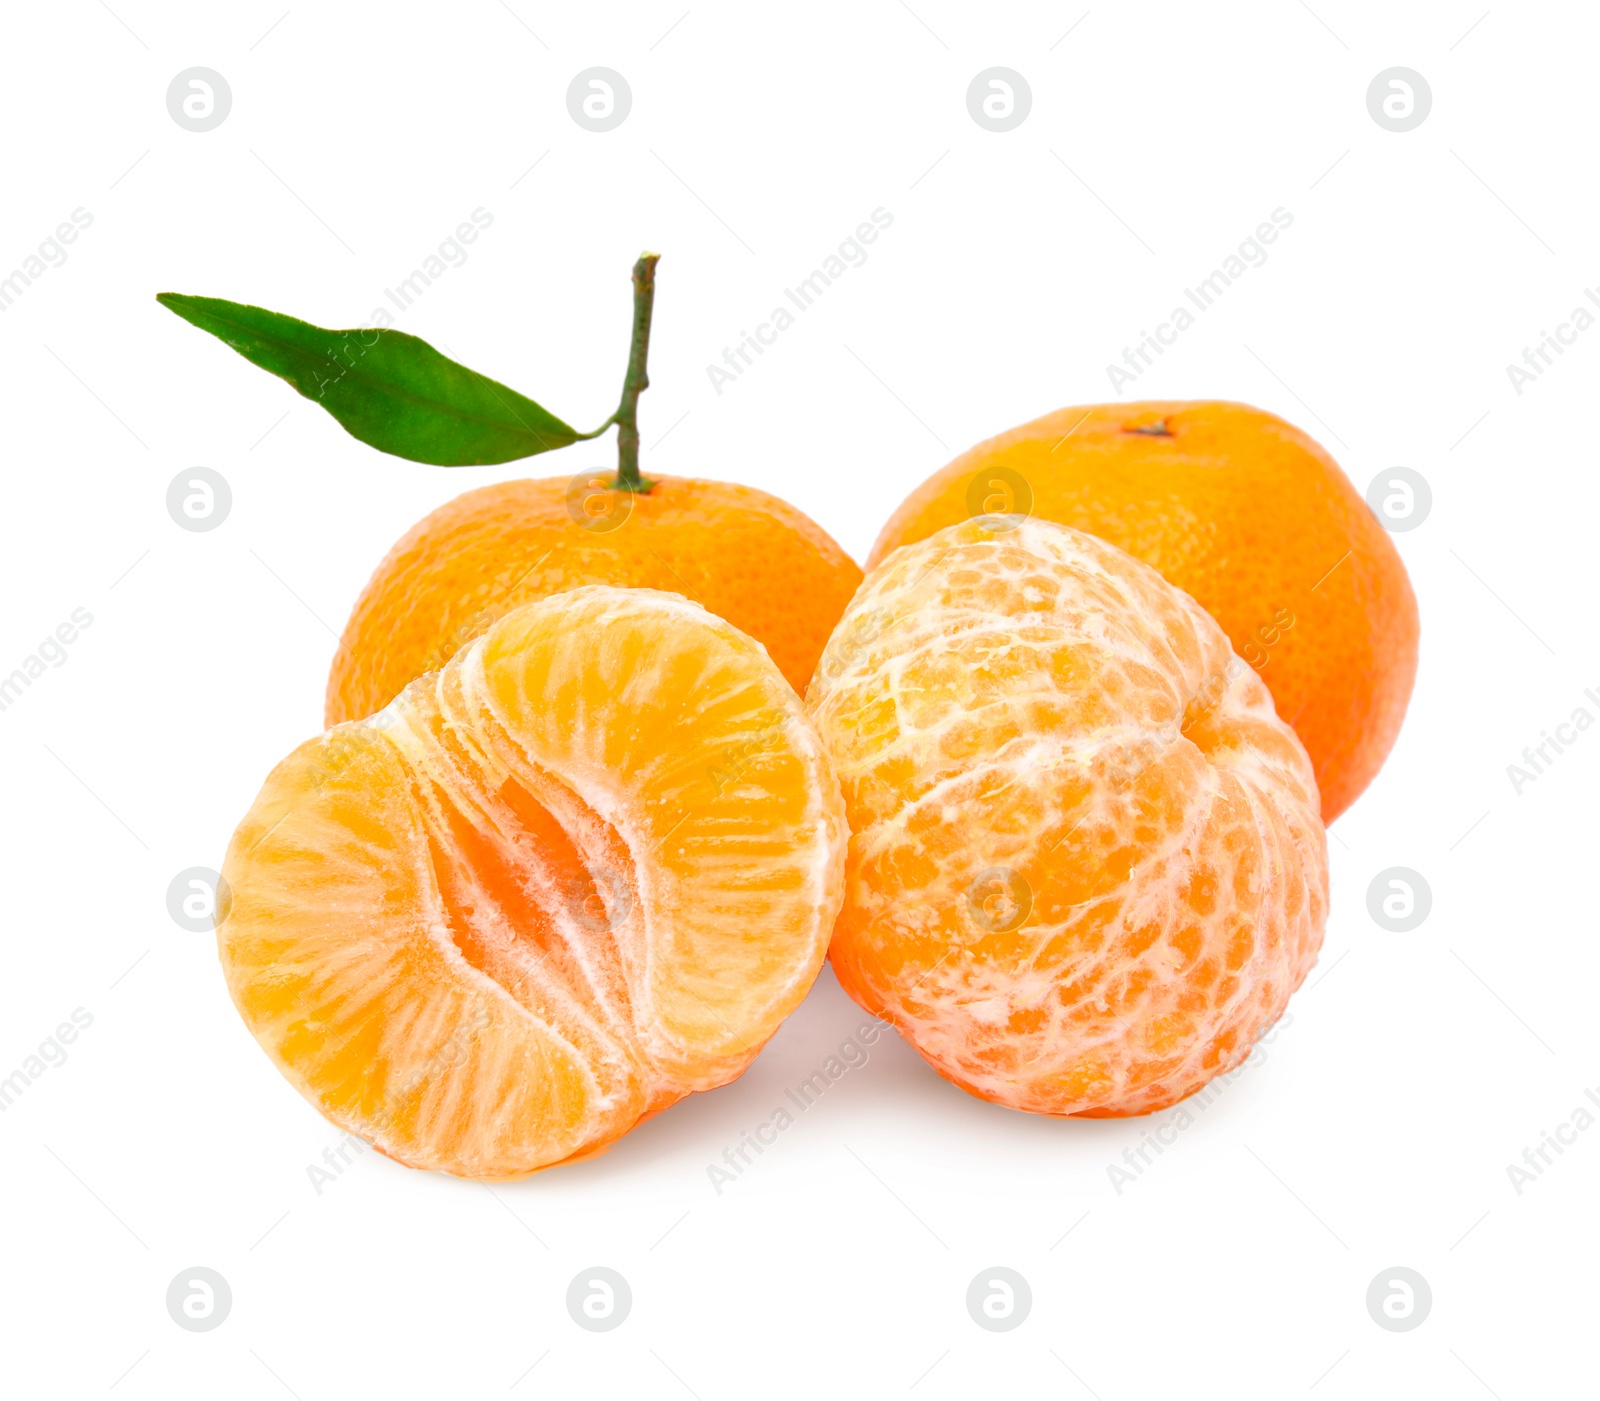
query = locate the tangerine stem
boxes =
[611,252,659,493]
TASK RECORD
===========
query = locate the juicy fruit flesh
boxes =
[221,587,847,1178]
[807,519,1328,1117]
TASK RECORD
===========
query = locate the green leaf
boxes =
[156,293,590,466]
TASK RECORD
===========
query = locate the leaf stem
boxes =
[609,252,659,492]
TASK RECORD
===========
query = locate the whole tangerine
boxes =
[326,474,861,726]
[807,517,1328,1118]
[866,401,1418,821]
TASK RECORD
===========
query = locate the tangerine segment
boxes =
[221,586,847,1178]
[806,519,1327,1118]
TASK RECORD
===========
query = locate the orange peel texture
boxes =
[866,402,1420,822]
[325,475,862,726]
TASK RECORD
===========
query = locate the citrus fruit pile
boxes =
[198,257,1414,1176]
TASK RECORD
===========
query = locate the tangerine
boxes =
[867,401,1418,821]
[807,518,1328,1117]
[222,586,847,1177]
[326,475,861,726]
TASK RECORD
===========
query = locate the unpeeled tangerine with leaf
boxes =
[158,255,863,710]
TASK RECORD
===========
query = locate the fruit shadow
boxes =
[504,964,1149,1192]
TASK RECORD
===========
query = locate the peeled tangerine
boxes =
[805,518,1328,1116]
[221,587,846,1178]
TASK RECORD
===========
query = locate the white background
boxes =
[1,1,1595,1396]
